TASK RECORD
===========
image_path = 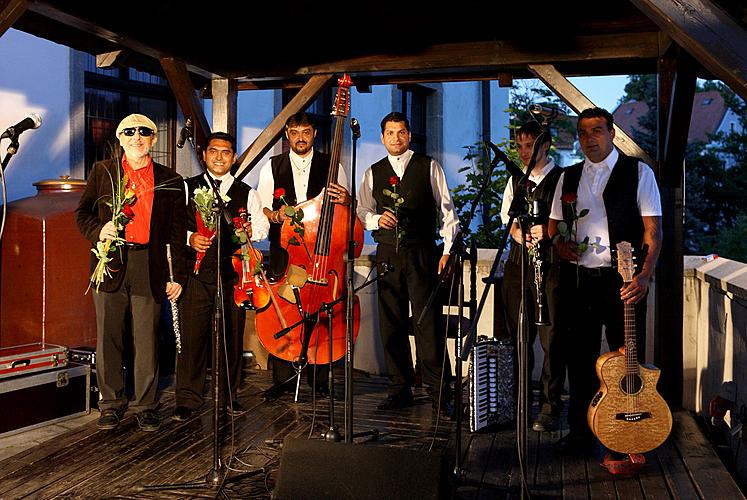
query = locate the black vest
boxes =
[266,151,332,277]
[508,165,563,264]
[268,151,331,248]
[185,175,250,285]
[561,152,644,254]
[371,153,438,247]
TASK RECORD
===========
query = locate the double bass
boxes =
[254,74,364,366]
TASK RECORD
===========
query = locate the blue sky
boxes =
[568,75,631,113]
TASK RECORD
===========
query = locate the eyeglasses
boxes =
[121,127,154,137]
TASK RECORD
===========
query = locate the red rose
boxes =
[389,176,400,187]
[525,180,536,191]
[273,188,286,199]
[233,216,244,229]
[238,207,247,215]
[121,204,135,219]
[561,192,577,204]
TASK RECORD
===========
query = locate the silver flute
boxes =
[166,244,182,354]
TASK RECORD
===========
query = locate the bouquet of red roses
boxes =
[192,185,230,274]
[87,171,137,293]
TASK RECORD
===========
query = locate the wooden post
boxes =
[655,46,697,408]
[211,78,237,139]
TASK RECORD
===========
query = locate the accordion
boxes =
[469,336,515,432]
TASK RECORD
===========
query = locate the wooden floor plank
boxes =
[673,411,745,499]
[0,369,743,500]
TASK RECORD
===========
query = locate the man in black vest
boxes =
[357,112,460,414]
[548,107,662,451]
[172,132,269,422]
[255,112,351,400]
[500,121,564,432]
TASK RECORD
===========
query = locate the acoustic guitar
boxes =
[587,241,672,454]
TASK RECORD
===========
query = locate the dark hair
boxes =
[380,112,410,134]
[285,112,316,130]
[577,107,614,131]
[516,121,553,145]
[205,131,236,153]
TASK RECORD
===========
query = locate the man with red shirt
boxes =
[76,113,187,432]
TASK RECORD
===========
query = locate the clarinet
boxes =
[528,199,551,326]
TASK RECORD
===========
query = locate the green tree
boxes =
[620,75,747,261]
[451,80,576,249]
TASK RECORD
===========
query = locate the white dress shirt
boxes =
[549,148,661,268]
[500,159,559,225]
[185,172,269,243]
[256,149,349,209]
[357,149,460,254]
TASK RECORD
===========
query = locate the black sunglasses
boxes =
[121,127,154,137]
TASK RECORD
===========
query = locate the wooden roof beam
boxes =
[631,0,747,101]
[160,57,211,158]
[528,63,656,168]
[234,74,335,181]
[25,0,213,80]
[231,33,659,80]
[0,0,27,38]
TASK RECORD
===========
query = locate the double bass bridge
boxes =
[307,277,329,286]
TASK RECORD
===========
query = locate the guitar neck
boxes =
[624,301,638,376]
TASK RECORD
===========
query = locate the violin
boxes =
[231,210,284,322]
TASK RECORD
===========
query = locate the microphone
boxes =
[176,118,192,149]
[350,118,361,139]
[1,113,42,140]
[485,141,524,178]
[528,104,564,118]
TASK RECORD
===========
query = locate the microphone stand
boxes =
[415,141,500,486]
[137,157,252,497]
[345,118,360,443]
[456,132,550,500]
[1,137,20,173]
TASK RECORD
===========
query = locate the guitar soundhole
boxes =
[620,375,643,395]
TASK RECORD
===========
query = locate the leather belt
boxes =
[126,242,149,251]
[578,266,614,277]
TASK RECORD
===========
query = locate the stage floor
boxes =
[0,368,742,499]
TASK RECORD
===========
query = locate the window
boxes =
[83,55,175,176]
[397,84,429,154]
[702,98,713,105]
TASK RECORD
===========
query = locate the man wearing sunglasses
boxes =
[76,113,187,432]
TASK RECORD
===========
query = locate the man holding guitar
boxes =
[548,107,662,452]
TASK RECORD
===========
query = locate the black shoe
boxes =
[136,410,160,432]
[264,384,291,401]
[227,401,246,416]
[314,384,330,398]
[555,431,593,453]
[532,413,560,432]
[377,389,414,410]
[172,406,195,422]
[97,409,121,430]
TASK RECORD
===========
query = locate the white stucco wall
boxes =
[0,29,71,202]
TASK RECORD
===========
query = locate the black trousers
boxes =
[502,258,565,417]
[375,242,450,396]
[175,275,245,409]
[558,262,647,435]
